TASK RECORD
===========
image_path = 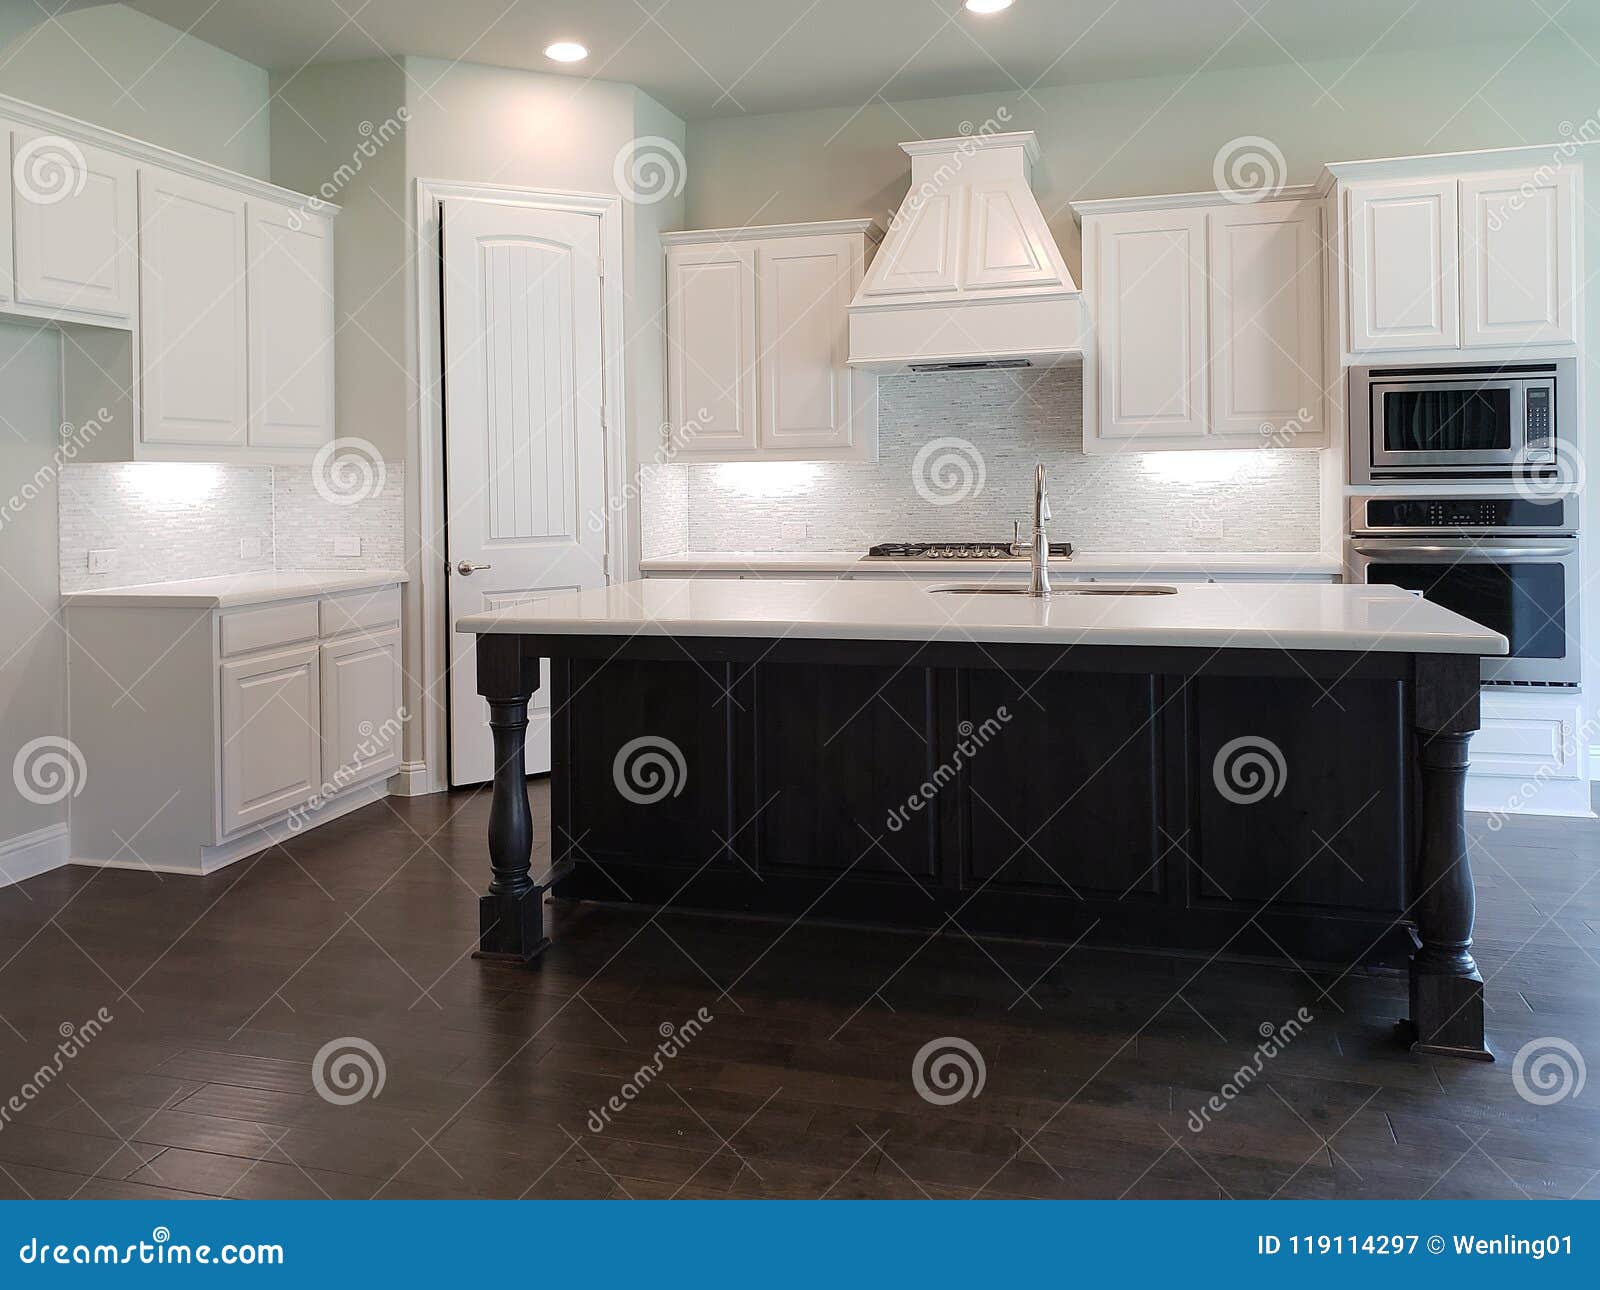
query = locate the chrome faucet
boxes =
[1009,463,1053,596]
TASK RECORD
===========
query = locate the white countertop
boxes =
[458,577,1507,655]
[639,550,1344,576]
[62,569,408,609]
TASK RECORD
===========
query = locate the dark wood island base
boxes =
[473,631,1492,1059]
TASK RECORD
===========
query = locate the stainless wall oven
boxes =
[1346,495,1580,686]
[1348,359,1575,484]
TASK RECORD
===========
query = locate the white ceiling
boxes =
[120,0,1600,120]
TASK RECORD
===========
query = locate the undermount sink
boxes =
[929,584,1179,597]
[1065,584,1178,596]
[928,585,1035,595]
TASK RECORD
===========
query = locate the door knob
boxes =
[456,561,492,576]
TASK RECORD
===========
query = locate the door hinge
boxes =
[597,256,605,280]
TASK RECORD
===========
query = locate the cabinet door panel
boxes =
[0,125,11,304]
[138,169,248,446]
[1208,201,1324,442]
[11,129,135,320]
[1345,178,1458,352]
[757,233,853,450]
[248,200,335,448]
[320,628,402,789]
[667,243,758,452]
[1461,167,1576,347]
[220,643,321,834]
[1092,208,1208,440]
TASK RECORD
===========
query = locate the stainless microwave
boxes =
[1348,359,1575,484]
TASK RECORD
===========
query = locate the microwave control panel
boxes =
[1525,385,1554,461]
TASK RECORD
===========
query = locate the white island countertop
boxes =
[458,577,1507,655]
[63,569,409,609]
[639,550,1343,577]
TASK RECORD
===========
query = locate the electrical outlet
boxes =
[334,535,362,558]
[240,535,263,560]
[88,549,116,574]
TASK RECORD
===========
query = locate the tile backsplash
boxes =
[674,367,1323,553]
[59,461,404,593]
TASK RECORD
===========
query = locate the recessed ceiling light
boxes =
[964,0,1014,13]
[544,41,588,62]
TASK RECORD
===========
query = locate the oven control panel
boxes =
[1355,496,1575,534]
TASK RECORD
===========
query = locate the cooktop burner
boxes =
[866,541,1074,560]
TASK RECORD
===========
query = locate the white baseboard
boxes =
[389,759,434,796]
[73,781,389,876]
[1467,774,1596,819]
[0,822,69,888]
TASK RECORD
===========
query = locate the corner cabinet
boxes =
[1330,153,1580,361]
[664,220,881,462]
[1076,193,1326,453]
[0,91,338,464]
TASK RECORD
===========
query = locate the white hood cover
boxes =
[848,131,1084,372]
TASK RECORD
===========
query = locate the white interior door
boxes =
[442,197,608,786]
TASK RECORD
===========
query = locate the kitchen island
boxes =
[458,578,1508,1059]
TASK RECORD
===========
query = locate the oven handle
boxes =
[1349,541,1576,559]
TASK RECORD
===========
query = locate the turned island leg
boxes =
[1404,655,1491,1060]
[474,633,550,963]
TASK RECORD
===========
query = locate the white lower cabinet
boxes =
[320,627,403,787]
[1466,691,1591,818]
[220,642,323,834]
[66,581,404,874]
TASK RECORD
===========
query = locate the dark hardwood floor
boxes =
[0,781,1597,1200]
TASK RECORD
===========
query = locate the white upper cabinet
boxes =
[1077,195,1324,452]
[667,241,759,453]
[1089,207,1209,442]
[757,232,854,451]
[248,200,336,449]
[0,94,339,462]
[1333,153,1581,359]
[1460,167,1576,347]
[1207,200,1324,441]
[11,128,135,322]
[665,220,880,462]
[1345,177,1458,353]
[138,169,248,447]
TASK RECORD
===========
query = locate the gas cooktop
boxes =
[865,541,1074,560]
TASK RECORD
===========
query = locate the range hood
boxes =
[848,131,1084,373]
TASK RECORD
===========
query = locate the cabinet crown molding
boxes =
[0,90,338,214]
[662,218,882,246]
